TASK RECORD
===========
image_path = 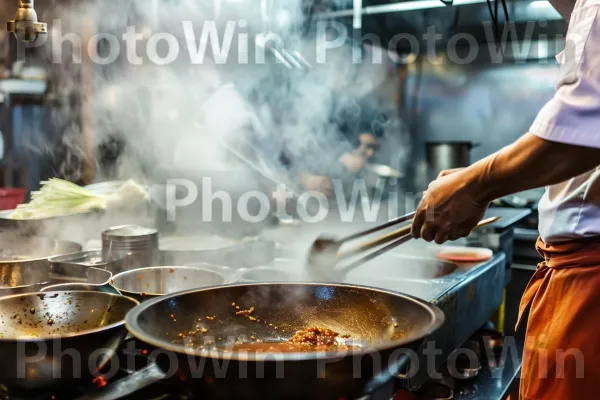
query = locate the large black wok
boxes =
[126,283,444,399]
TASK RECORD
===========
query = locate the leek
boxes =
[11,179,148,220]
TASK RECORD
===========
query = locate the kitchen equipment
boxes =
[123,283,444,399]
[362,163,403,189]
[307,214,500,281]
[237,259,305,282]
[0,234,81,264]
[162,238,277,269]
[0,235,82,296]
[425,141,477,181]
[48,250,127,275]
[39,267,117,295]
[110,265,234,302]
[6,0,48,43]
[0,291,138,392]
[0,261,52,296]
[435,246,493,263]
[159,235,239,264]
[0,260,114,297]
[345,255,458,281]
[102,225,159,270]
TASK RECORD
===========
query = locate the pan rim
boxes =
[125,282,445,362]
[111,265,234,297]
[0,290,139,342]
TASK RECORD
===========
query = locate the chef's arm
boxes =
[466,132,600,204]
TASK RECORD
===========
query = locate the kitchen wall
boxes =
[404,54,559,190]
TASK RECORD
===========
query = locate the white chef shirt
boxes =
[530,0,600,242]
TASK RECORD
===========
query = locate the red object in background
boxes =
[0,188,26,210]
[393,390,418,400]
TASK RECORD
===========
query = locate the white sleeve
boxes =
[530,3,600,149]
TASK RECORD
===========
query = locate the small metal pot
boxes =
[102,225,159,270]
[110,265,233,302]
[425,141,478,181]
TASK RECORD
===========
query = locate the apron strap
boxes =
[515,262,549,331]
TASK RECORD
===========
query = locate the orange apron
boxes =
[516,236,600,400]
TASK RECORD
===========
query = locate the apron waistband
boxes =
[516,236,600,330]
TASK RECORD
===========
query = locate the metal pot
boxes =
[102,225,159,270]
[425,141,478,181]
[0,235,82,296]
[110,265,234,302]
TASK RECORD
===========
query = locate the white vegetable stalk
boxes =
[11,179,148,220]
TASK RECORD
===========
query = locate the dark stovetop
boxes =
[453,339,523,400]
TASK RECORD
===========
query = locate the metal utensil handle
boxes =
[337,211,416,244]
[338,216,500,263]
[340,233,414,273]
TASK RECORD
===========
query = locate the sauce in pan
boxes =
[227,342,359,353]
[224,327,358,353]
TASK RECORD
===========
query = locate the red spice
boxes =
[92,375,108,388]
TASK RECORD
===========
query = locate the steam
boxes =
[19,0,409,244]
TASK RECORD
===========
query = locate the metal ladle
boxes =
[306,213,500,282]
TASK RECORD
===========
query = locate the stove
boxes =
[0,336,397,400]
[1,239,513,400]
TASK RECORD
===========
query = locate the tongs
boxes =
[306,212,500,282]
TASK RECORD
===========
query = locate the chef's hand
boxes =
[412,168,489,244]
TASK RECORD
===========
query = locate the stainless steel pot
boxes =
[102,225,159,270]
[110,265,234,302]
[425,141,478,180]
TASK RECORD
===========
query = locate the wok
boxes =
[0,291,138,392]
[0,236,82,296]
[111,265,235,302]
[125,283,444,399]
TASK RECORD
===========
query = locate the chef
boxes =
[411,0,600,398]
[297,101,385,195]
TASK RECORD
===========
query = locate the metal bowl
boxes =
[0,235,82,297]
[0,234,81,263]
[0,291,138,392]
[0,261,52,296]
[111,266,233,302]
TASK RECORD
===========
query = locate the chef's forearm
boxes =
[465,133,600,203]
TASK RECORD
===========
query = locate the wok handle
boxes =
[363,351,412,395]
[74,362,166,400]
